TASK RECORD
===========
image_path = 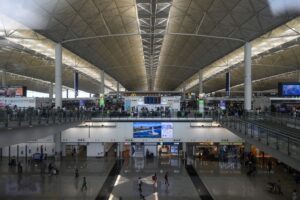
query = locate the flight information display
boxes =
[133,122,173,138]
[144,96,161,104]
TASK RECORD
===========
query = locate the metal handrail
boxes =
[89,116,214,122]
[0,108,214,128]
[91,110,213,119]
[227,116,300,142]
[244,112,300,129]
[0,108,92,128]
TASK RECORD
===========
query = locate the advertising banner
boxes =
[124,99,131,111]
[198,99,204,114]
[0,98,35,108]
[99,96,105,107]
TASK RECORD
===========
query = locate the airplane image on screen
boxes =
[149,126,159,136]
[133,122,162,138]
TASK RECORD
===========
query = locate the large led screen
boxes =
[133,122,173,138]
[282,84,300,96]
[279,83,300,96]
[0,86,27,97]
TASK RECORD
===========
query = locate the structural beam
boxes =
[244,42,252,111]
[117,82,120,97]
[55,43,62,108]
[182,85,186,101]
[62,32,245,44]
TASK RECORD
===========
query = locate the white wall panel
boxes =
[87,143,104,157]
[61,122,243,143]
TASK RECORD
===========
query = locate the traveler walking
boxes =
[152,173,157,188]
[75,168,79,178]
[164,172,169,186]
[81,177,87,191]
[276,179,282,195]
[138,177,142,192]
[17,162,22,174]
[267,159,272,175]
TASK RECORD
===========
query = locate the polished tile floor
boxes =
[109,157,200,200]
[0,157,115,200]
[193,159,298,200]
[0,156,298,200]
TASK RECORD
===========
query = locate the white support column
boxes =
[55,43,62,108]
[1,69,7,87]
[100,70,105,95]
[182,85,186,101]
[119,143,123,159]
[117,143,120,159]
[49,82,54,101]
[117,82,120,97]
[182,143,187,159]
[74,71,78,98]
[244,42,252,111]
[198,70,203,96]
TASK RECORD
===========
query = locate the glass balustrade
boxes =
[214,114,300,161]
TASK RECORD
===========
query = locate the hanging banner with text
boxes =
[225,72,230,96]
[74,72,79,98]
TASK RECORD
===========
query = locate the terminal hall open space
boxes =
[0,0,300,199]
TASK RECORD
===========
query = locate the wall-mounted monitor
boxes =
[133,122,173,138]
[0,86,27,97]
[278,82,300,97]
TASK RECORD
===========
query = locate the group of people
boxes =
[8,158,24,174]
[0,105,92,124]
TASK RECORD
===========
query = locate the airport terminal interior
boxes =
[1,0,300,199]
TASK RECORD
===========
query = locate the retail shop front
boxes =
[189,141,243,161]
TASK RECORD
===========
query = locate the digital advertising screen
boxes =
[279,83,300,96]
[133,122,173,138]
[0,86,27,97]
[161,122,173,138]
